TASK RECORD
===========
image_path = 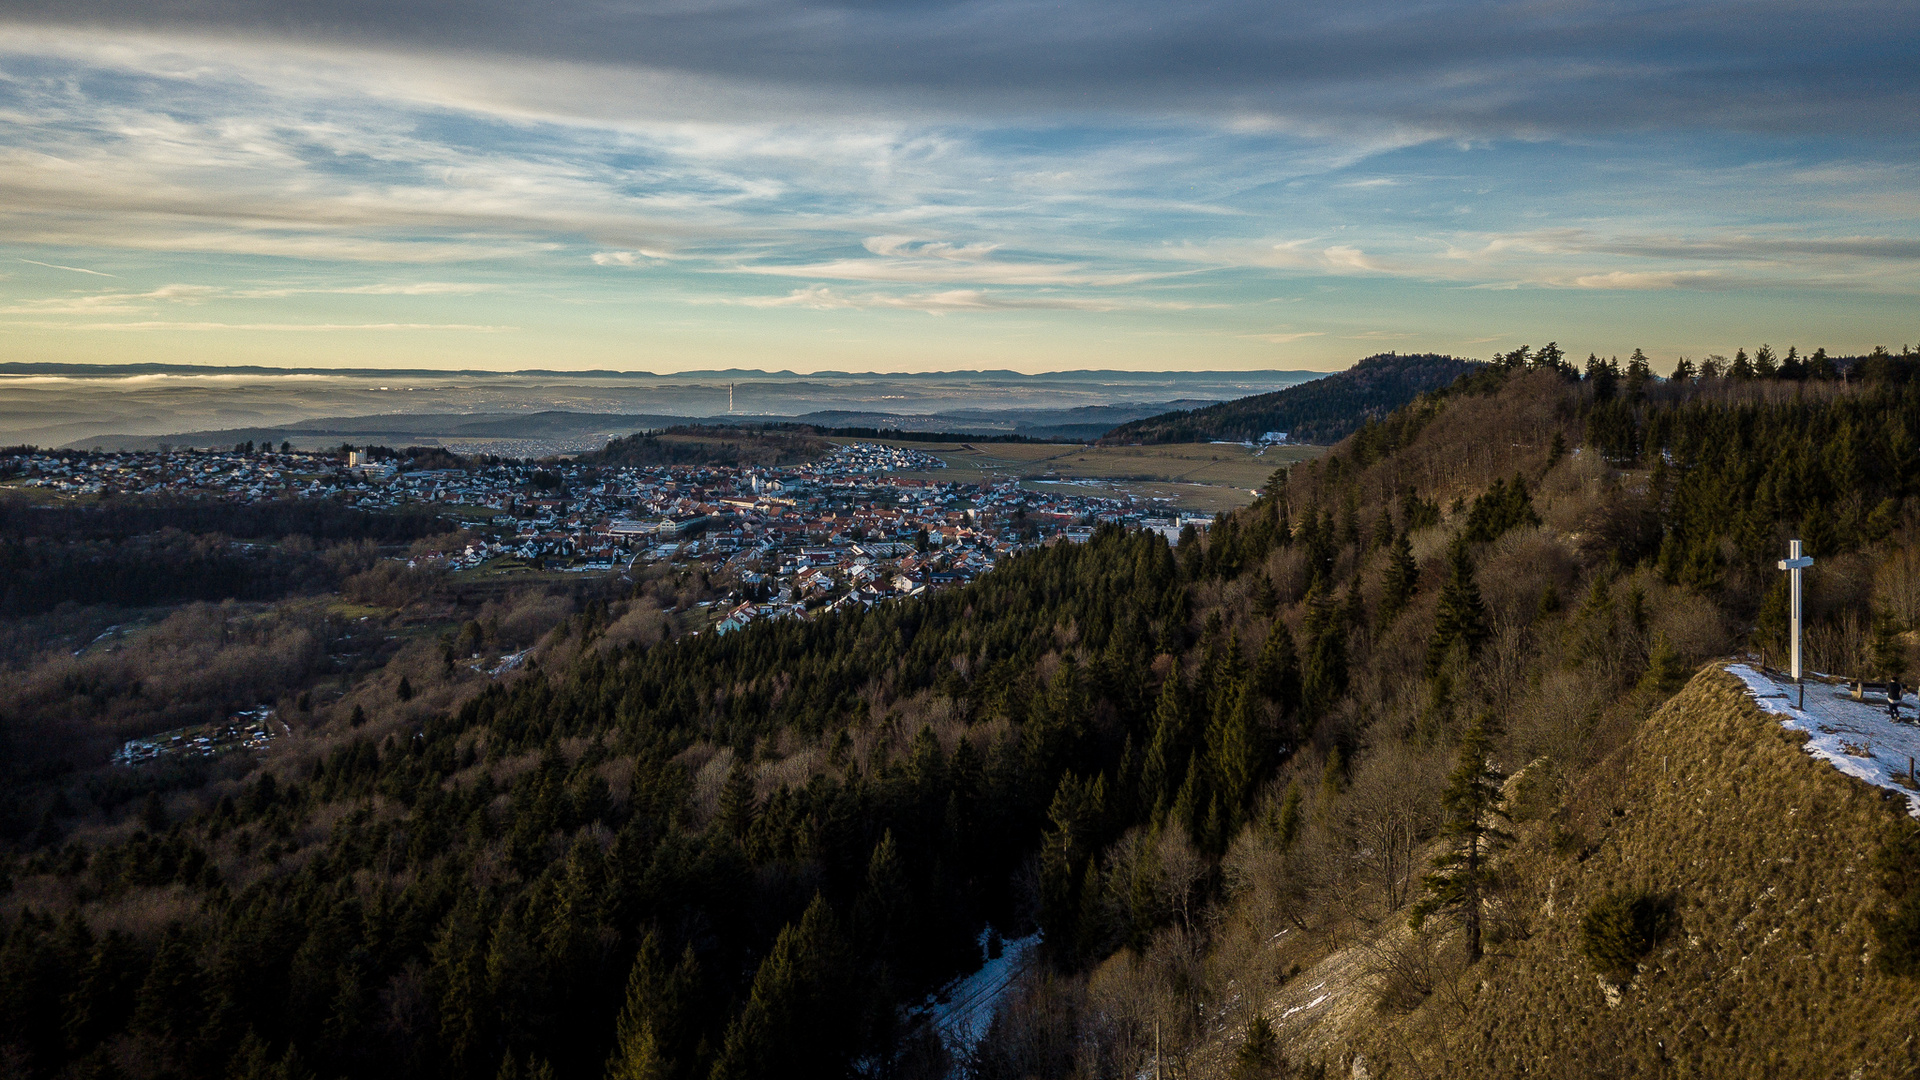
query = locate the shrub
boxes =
[1579,888,1675,980]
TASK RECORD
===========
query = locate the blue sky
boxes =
[0,1,1915,372]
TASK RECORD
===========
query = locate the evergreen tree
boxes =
[1252,572,1279,619]
[1584,354,1619,402]
[1273,782,1303,849]
[1426,539,1489,677]
[1637,633,1688,695]
[1779,345,1806,381]
[1140,670,1191,817]
[1370,508,1395,553]
[1206,684,1263,839]
[1299,586,1347,722]
[1730,348,1754,380]
[606,934,676,1080]
[1410,720,1510,963]
[710,896,849,1080]
[1253,619,1301,717]
[1039,773,1108,954]
[1873,608,1907,683]
[1379,529,1418,624]
[1230,1013,1280,1080]
[1625,348,1651,401]
[1808,347,1837,380]
[716,756,757,841]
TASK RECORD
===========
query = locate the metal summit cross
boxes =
[1777,538,1815,708]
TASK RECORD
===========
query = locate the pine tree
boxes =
[1230,1013,1280,1080]
[1379,529,1418,624]
[1625,348,1651,401]
[1319,745,1345,809]
[1370,508,1395,553]
[716,756,757,841]
[1252,573,1279,619]
[1873,608,1907,683]
[710,895,848,1080]
[1410,720,1510,963]
[131,924,204,1045]
[1206,683,1263,837]
[1779,345,1805,380]
[1808,347,1837,380]
[1253,619,1301,717]
[606,934,675,1080]
[1300,585,1347,722]
[1637,633,1688,695]
[1274,782,1303,849]
[1140,670,1190,817]
[1730,348,1754,380]
[1426,539,1489,677]
[1040,773,1108,950]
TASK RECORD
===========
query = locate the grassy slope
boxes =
[1337,667,1920,1078]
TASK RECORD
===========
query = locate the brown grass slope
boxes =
[1353,666,1920,1079]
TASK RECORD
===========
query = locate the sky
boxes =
[0,1,1915,374]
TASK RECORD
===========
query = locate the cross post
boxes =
[1777,539,1814,709]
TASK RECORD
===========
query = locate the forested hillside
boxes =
[1098,352,1479,445]
[588,426,832,468]
[6,343,1920,1079]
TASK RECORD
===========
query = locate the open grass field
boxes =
[846,438,1323,509]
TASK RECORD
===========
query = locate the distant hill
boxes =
[1098,353,1481,445]
[69,400,1222,452]
[585,425,833,468]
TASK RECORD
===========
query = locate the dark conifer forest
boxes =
[7,344,1920,1078]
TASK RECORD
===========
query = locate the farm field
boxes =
[850,438,1324,509]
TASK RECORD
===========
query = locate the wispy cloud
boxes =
[18,257,113,276]
[726,285,1210,314]
[1241,331,1327,343]
[0,320,515,332]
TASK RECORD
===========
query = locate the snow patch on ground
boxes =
[1281,994,1330,1020]
[1726,663,1920,818]
[915,929,1042,1060]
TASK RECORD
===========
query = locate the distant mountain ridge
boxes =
[1098,352,1482,445]
[68,400,1227,451]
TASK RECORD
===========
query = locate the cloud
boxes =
[0,284,219,314]
[0,281,495,313]
[1565,270,1734,291]
[728,256,1166,287]
[18,258,113,276]
[729,285,1208,314]
[1242,331,1327,343]
[0,320,515,331]
[861,236,999,261]
[592,251,675,267]
[4,1,1915,139]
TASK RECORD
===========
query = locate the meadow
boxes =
[852,439,1324,509]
